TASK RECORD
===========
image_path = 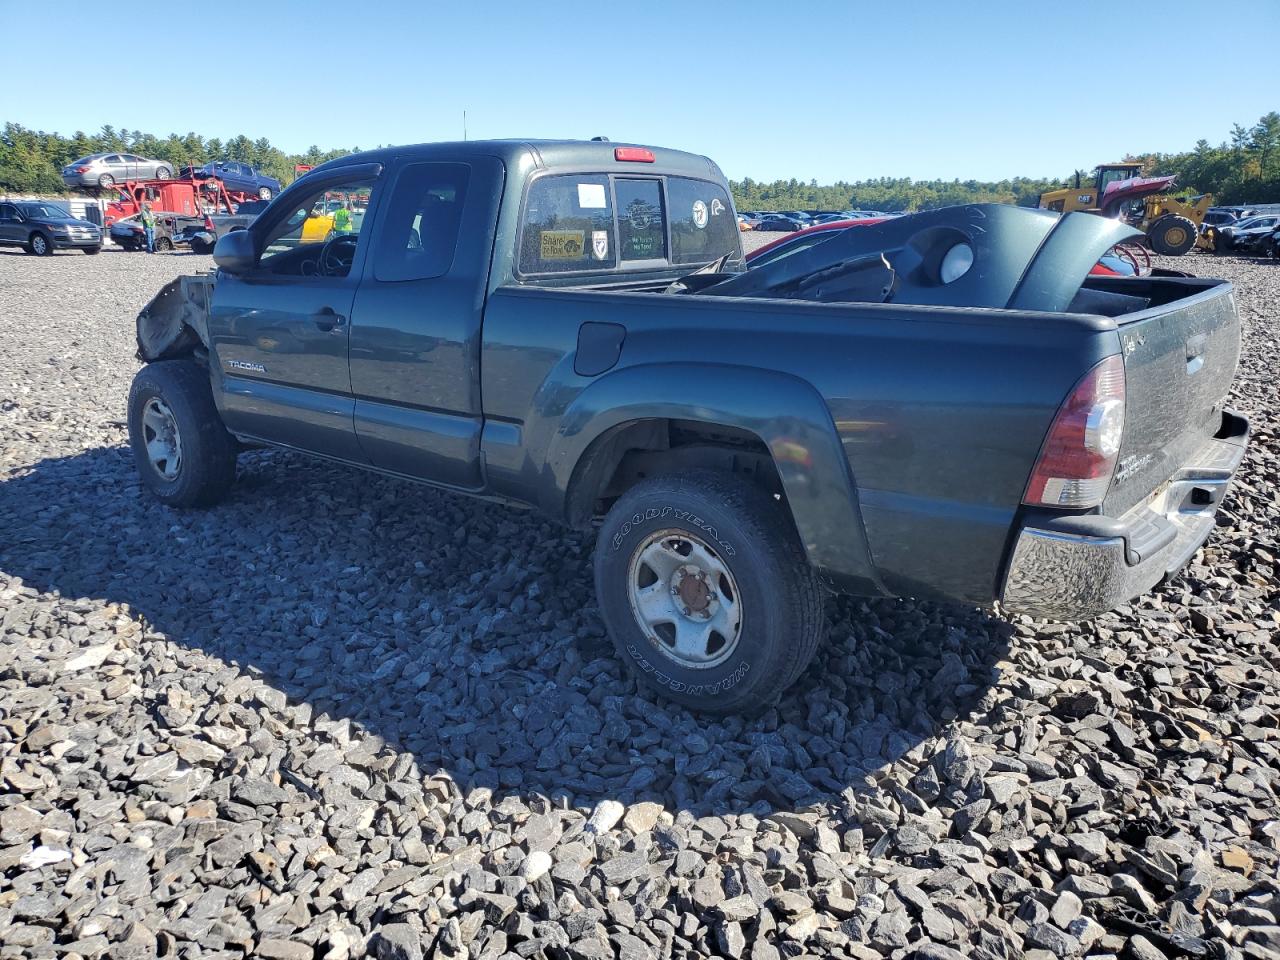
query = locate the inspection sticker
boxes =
[577,183,607,208]
[692,200,708,229]
[591,230,609,260]
[540,230,584,259]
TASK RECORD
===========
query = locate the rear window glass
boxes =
[616,179,666,262]
[519,175,615,273]
[373,162,471,282]
[667,178,737,265]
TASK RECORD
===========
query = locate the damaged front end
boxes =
[135,273,216,362]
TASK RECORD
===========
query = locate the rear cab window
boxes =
[517,173,738,277]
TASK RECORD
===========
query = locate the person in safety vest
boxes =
[332,200,354,236]
[140,202,156,254]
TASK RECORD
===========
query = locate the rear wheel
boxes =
[155,166,172,180]
[154,236,173,252]
[127,360,237,507]
[28,232,52,256]
[258,186,272,200]
[1148,215,1197,256]
[97,173,115,189]
[594,470,825,714]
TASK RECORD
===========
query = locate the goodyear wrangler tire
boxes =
[595,470,824,714]
[128,360,238,508]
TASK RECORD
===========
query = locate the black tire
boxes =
[83,245,101,255]
[190,236,214,255]
[98,173,115,189]
[28,232,52,256]
[127,360,238,507]
[594,470,825,714]
[154,236,173,252]
[1148,215,1197,256]
[155,166,172,180]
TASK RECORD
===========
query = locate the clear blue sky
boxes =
[4,0,1276,183]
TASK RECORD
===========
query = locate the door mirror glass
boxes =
[213,229,256,275]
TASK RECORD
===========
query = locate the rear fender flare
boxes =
[545,362,888,595]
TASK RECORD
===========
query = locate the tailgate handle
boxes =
[1185,334,1206,375]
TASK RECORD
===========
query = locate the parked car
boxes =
[1215,214,1280,251]
[746,218,886,267]
[109,213,194,252]
[754,214,807,232]
[194,160,282,200]
[61,153,175,189]
[1260,225,1280,259]
[126,139,1246,714]
[1202,210,1238,230]
[0,200,102,255]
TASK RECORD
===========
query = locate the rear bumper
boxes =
[1001,408,1249,619]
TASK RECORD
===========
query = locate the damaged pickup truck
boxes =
[130,139,1248,714]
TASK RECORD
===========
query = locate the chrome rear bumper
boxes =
[1001,409,1249,620]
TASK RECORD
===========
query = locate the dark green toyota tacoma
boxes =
[129,139,1248,713]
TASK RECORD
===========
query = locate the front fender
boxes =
[544,362,888,596]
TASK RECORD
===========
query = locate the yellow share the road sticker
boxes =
[541,230,584,259]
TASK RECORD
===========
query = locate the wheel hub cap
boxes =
[141,397,182,480]
[627,529,742,669]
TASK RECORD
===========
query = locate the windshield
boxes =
[21,204,72,219]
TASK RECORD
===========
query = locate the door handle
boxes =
[312,307,347,332]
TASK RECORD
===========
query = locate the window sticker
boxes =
[577,183,607,209]
[591,230,609,260]
[711,198,725,216]
[540,230,585,259]
[692,200,708,229]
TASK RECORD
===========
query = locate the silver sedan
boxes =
[61,153,175,189]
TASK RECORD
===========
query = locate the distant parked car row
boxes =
[739,208,896,231]
[1213,213,1280,253]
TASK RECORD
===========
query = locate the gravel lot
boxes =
[1,241,1278,960]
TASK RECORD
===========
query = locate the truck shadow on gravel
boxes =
[0,445,1014,816]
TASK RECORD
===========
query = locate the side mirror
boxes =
[213,229,256,274]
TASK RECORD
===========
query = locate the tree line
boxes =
[2,113,1278,211]
[0,123,358,196]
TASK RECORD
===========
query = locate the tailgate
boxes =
[1100,277,1240,515]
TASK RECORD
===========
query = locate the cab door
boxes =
[349,157,503,489]
[206,162,383,461]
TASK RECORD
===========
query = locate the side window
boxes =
[373,162,471,282]
[259,176,374,273]
[0,203,15,219]
[105,155,122,164]
[667,178,738,265]
[616,179,666,262]
[519,174,615,274]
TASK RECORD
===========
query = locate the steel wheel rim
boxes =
[627,528,743,669]
[1166,226,1187,247]
[141,397,182,480]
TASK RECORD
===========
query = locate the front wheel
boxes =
[594,470,825,714]
[127,360,238,507]
[1148,215,1197,256]
[83,245,101,255]
[28,232,52,256]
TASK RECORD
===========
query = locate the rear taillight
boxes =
[76,166,90,173]
[1023,354,1126,509]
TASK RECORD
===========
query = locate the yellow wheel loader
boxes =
[1038,163,1212,256]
